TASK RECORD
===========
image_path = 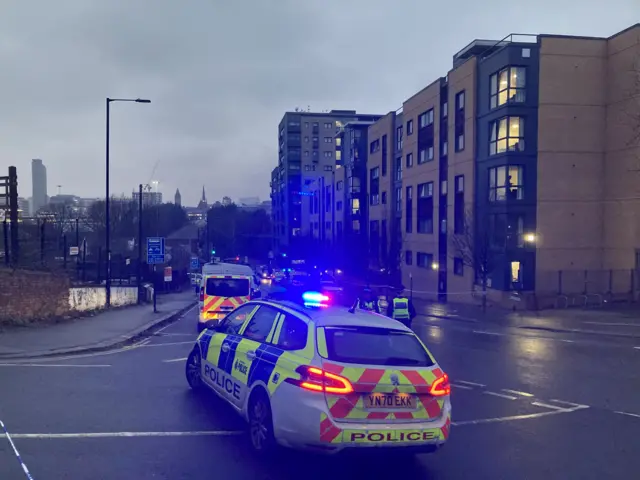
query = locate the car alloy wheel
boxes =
[249,393,274,452]
[186,349,203,390]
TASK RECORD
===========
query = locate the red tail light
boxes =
[199,288,204,302]
[285,366,353,394]
[429,373,451,397]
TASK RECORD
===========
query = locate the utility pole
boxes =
[8,166,18,263]
[137,183,143,304]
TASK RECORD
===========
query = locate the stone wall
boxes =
[0,269,139,324]
[0,269,70,324]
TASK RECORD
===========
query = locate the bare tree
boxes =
[449,209,496,313]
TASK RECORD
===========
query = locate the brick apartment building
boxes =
[273,23,640,306]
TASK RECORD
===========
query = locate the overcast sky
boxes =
[0,1,636,206]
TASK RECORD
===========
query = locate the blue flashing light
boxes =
[302,291,329,307]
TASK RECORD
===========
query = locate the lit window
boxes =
[490,116,525,155]
[510,261,521,284]
[336,150,342,161]
[488,165,524,201]
[490,67,526,109]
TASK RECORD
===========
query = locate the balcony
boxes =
[288,122,301,133]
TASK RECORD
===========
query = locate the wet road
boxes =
[1,306,639,479]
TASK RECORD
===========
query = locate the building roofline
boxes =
[403,77,443,105]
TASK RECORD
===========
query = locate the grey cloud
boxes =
[0,0,637,206]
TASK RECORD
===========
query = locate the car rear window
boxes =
[206,278,250,297]
[323,326,434,366]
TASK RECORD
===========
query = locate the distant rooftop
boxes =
[452,34,538,67]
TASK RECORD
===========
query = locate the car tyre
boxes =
[185,348,204,391]
[248,389,276,453]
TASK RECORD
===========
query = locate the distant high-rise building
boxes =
[175,189,182,207]
[31,159,47,214]
[132,190,162,207]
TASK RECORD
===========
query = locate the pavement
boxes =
[0,291,197,359]
[0,296,639,479]
[414,298,640,339]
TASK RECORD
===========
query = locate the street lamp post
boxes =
[105,97,150,308]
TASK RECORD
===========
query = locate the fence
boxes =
[536,269,639,308]
[1,218,141,285]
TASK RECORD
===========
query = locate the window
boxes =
[406,152,414,168]
[396,126,403,150]
[455,91,465,152]
[490,67,526,109]
[488,214,525,248]
[442,141,448,156]
[381,135,388,176]
[323,326,434,366]
[417,182,434,234]
[243,306,279,342]
[370,167,380,205]
[511,261,522,284]
[381,191,387,204]
[416,252,434,268]
[313,122,319,128]
[336,201,343,211]
[394,157,402,181]
[418,147,434,164]
[370,139,380,153]
[304,151,309,156]
[304,136,309,143]
[442,102,448,118]
[489,165,524,201]
[324,122,332,129]
[304,122,309,128]
[275,314,308,350]
[405,250,413,265]
[336,180,343,191]
[407,119,414,135]
[490,116,525,155]
[455,175,464,193]
[206,278,250,297]
[323,165,332,171]
[522,48,531,58]
[454,258,464,276]
[395,187,402,213]
[313,137,318,143]
[418,109,434,128]
[324,137,333,143]
[324,151,332,158]
[440,180,447,196]
[405,186,413,233]
[216,304,255,335]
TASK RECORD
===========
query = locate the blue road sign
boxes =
[147,237,165,264]
[190,256,200,270]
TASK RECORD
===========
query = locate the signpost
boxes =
[69,246,79,256]
[164,266,172,282]
[190,256,200,271]
[147,237,165,264]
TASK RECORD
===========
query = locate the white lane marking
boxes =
[457,380,486,388]
[163,357,188,363]
[531,401,566,411]
[11,430,244,439]
[0,363,110,368]
[140,341,194,348]
[634,346,640,350]
[452,404,588,426]
[451,383,473,390]
[501,389,534,397]
[584,322,640,327]
[0,419,35,480]
[483,391,517,400]
[156,333,195,337]
[559,339,575,343]
[614,411,640,419]
[549,399,589,408]
[472,330,503,336]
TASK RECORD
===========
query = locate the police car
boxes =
[185,291,451,454]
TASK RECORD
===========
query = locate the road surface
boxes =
[1,305,639,479]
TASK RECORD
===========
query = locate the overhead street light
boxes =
[105,97,151,308]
